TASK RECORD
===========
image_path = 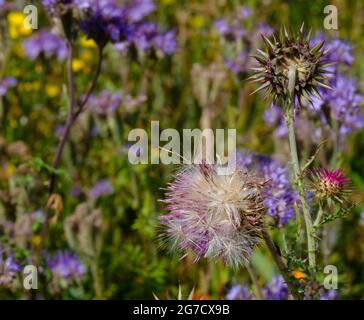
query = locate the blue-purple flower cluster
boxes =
[262,276,289,300]
[263,104,287,137]
[89,179,113,200]
[319,289,338,300]
[46,251,86,282]
[214,6,273,75]
[0,0,15,11]
[311,74,364,136]
[0,248,21,286]
[237,151,297,226]
[309,34,363,136]
[226,276,338,300]
[312,33,354,68]
[226,276,289,300]
[226,282,252,300]
[23,30,67,61]
[42,0,176,55]
[88,90,122,115]
[0,77,17,96]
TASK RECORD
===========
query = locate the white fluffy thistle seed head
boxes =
[160,163,267,268]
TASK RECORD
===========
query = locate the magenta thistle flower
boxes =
[309,168,351,203]
[160,164,266,268]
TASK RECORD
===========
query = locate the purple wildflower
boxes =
[264,103,319,141]
[262,276,289,300]
[54,125,66,139]
[238,6,252,20]
[311,34,354,68]
[215,6,273,76]
[225,52,250,74]
[0,77,17,96]
[255,22,274,37]
[123,0,156,23]
[361,209,364,226]
[311,74,363,136]
[319,289,338,300]
[226,275,289,300]
[42,0,176,55]
[23,30,67,61]
[42,0,74,14]
[80,9,133,47]
[153,29,177,55]
[237,151,297,226]
[89,179,113,199]
[306,36,363,136]
[114,22,176,56]
[214,19,230,35]
[70,184,83,198]
[0,0,15,11]
[91,126,99,137]
[88,90,122,115]
[263,104,288,138]
[42,0,57,11]
[215,18,245,41]
[0,248,21,286]
[47,251,86,281]
[226,283,252,300]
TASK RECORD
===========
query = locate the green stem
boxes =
[246,263,264,300]
[285,108,316,269]
[91,259,103,299]
[314,201,324,227]
[284,66,316,271]
[261,228,301,300]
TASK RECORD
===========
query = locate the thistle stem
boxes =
[261,228,301,300]
[284,66,316,271]
[285,107,316,269]
[314,201,324,227]
[246,263,264,300]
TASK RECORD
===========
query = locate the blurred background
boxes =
[0,0,364,299]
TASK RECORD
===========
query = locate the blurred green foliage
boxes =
[1,0,364,299]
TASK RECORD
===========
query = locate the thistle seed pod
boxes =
[249,24,331,106]
[160,163,266,268]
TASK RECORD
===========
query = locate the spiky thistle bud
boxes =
[309,168,351,203]
[249,24,331,106]
[160,164,266,268]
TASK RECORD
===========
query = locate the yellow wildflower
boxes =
[190,15,205,29]
[32,81,41,91]
[72,59,85,72]
[7,12,32,39]
[32,235,43,247]
[0,163,15,179]
[80,36,97,48]
[80,50,93,62]
[45,84,60,98]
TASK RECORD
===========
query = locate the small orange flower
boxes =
[292,269,307,280]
